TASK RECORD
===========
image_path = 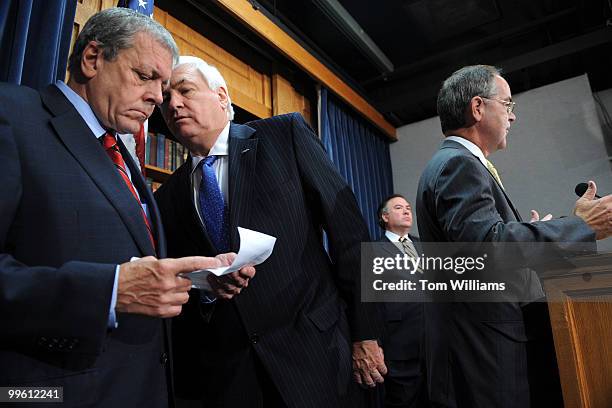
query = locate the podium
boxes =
[541,253,612,408]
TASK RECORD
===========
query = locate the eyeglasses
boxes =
[481,97,516,114]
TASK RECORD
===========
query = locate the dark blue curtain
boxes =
[319,87,394,239]
[0,0,76,87]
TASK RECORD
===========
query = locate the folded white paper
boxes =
[182,227,276,289]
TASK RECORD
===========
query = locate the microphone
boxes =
[574,182,602,199]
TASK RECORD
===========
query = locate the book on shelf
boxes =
[157,134,165,169]
[144,132,188,174]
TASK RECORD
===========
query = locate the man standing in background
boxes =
[376,195,428,408]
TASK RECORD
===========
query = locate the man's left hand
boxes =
[352,340,387,387]
[206,253,256,300]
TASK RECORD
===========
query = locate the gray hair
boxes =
[68,7,179,76]
[176,56,235,121]
[437,65,501,133]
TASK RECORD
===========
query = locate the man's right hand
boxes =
[574,180,612,240]
[116,256,223,318]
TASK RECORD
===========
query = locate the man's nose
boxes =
[145,81,164,106]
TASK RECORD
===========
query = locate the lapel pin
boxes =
[241,148,251,154]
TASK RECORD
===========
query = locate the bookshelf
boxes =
[144,131,187,191]
[145,165,172,183]
[142,110,180,191]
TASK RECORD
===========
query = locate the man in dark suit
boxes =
[376,195,428,408]
[155,56,386,408]
[415,64,612,407]
[0,9,253,408]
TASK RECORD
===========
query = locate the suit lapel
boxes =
[480,162,523,221]
[41,85,154,256]
[498,185,522,221]
[379,236,403,257]
[227,122,257,251]
[408,234,422,253]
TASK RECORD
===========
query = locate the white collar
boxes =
[385,230,411,243]
[191,121,230,173]
[55,80,106,138]
[446,135,487,167]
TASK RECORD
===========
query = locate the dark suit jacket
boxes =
[0,83,171,408]
[377,234,424,362]
[155,113,380,407]
[415,139,594,408]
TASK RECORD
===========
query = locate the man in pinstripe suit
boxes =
[155,56,386,408]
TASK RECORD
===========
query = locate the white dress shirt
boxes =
[385,230,413,243]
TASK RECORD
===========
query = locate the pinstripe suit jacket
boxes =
[415,139,594,408]
[0,83,171,408]
[155,113,380,407]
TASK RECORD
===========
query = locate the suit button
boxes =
[160,352,168,365]
[249,333,259,344]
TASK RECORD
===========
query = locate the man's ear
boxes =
[381,212,389,225]
[470,96,485,122]
[217,86,229,110]
[80,41,102,80]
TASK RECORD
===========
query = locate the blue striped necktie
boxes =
[198,156,229,253]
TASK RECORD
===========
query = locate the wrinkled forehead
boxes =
[125,32,173,79]
[389,197,411,208]
[169,63,209,89]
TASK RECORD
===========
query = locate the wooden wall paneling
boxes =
[272,74,312,125]
[75,0,116,24]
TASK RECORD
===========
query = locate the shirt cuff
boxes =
[107,265,120,329]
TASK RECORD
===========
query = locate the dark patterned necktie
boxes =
[400,236,423,274]
[198,156,229,253]
[101,133,155,250]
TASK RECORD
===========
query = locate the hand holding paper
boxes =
[181,227,276,294]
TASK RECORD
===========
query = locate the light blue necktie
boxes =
[198,156,229,253]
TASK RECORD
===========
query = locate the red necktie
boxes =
[134,123,146,177]
[101,133,156,250]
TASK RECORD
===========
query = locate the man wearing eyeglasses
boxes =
[415,65,612,408]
